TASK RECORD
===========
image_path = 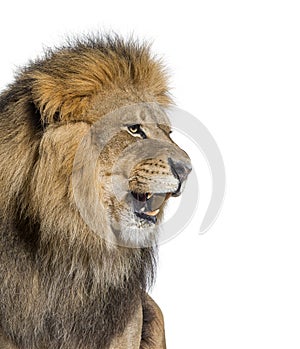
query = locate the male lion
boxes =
[0,35,191,349]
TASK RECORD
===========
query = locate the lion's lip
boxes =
[131,192,172,224]
[134,211,158,224]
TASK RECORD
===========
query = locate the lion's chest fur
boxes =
[0,219,151,349]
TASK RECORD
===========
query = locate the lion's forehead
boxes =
[119,103,171,128]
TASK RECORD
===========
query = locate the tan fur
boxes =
[0,35,190,349]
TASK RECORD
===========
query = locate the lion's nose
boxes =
[168,157,192,196]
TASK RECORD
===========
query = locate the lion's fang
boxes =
[144,209,160,216]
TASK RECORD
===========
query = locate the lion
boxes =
[0,34,191,349]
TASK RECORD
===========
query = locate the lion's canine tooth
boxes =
[146,193,153,200]
[164,193,172,201]
[144,209,160,216]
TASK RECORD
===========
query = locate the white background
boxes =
[1,1,300,348]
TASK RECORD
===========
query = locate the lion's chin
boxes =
[113,225,157,248]
[108,210,159,248]
[107,192,174,247]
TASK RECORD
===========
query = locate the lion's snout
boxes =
[128,154,191,196]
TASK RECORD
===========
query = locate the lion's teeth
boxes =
[165,193,172,201]
[146,193,153,200]
[140,207,145,212]
[144,209,160,216]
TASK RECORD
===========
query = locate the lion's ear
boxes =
[30,71,93,125]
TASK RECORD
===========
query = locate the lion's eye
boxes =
[127,124,147,139]
[128,124,140,133]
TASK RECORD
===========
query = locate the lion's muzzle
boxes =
[129,155,192,224]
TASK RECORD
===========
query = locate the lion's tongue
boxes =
[148,193,166,210]
[144,208,160,216]
[142,193,170,216]
[132,192,172,217]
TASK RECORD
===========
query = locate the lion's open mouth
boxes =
[131,192,172,224]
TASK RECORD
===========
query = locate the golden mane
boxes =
[23,35,171,124]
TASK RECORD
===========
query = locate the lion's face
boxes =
[30,104,191,249]
[88,103,192,247]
